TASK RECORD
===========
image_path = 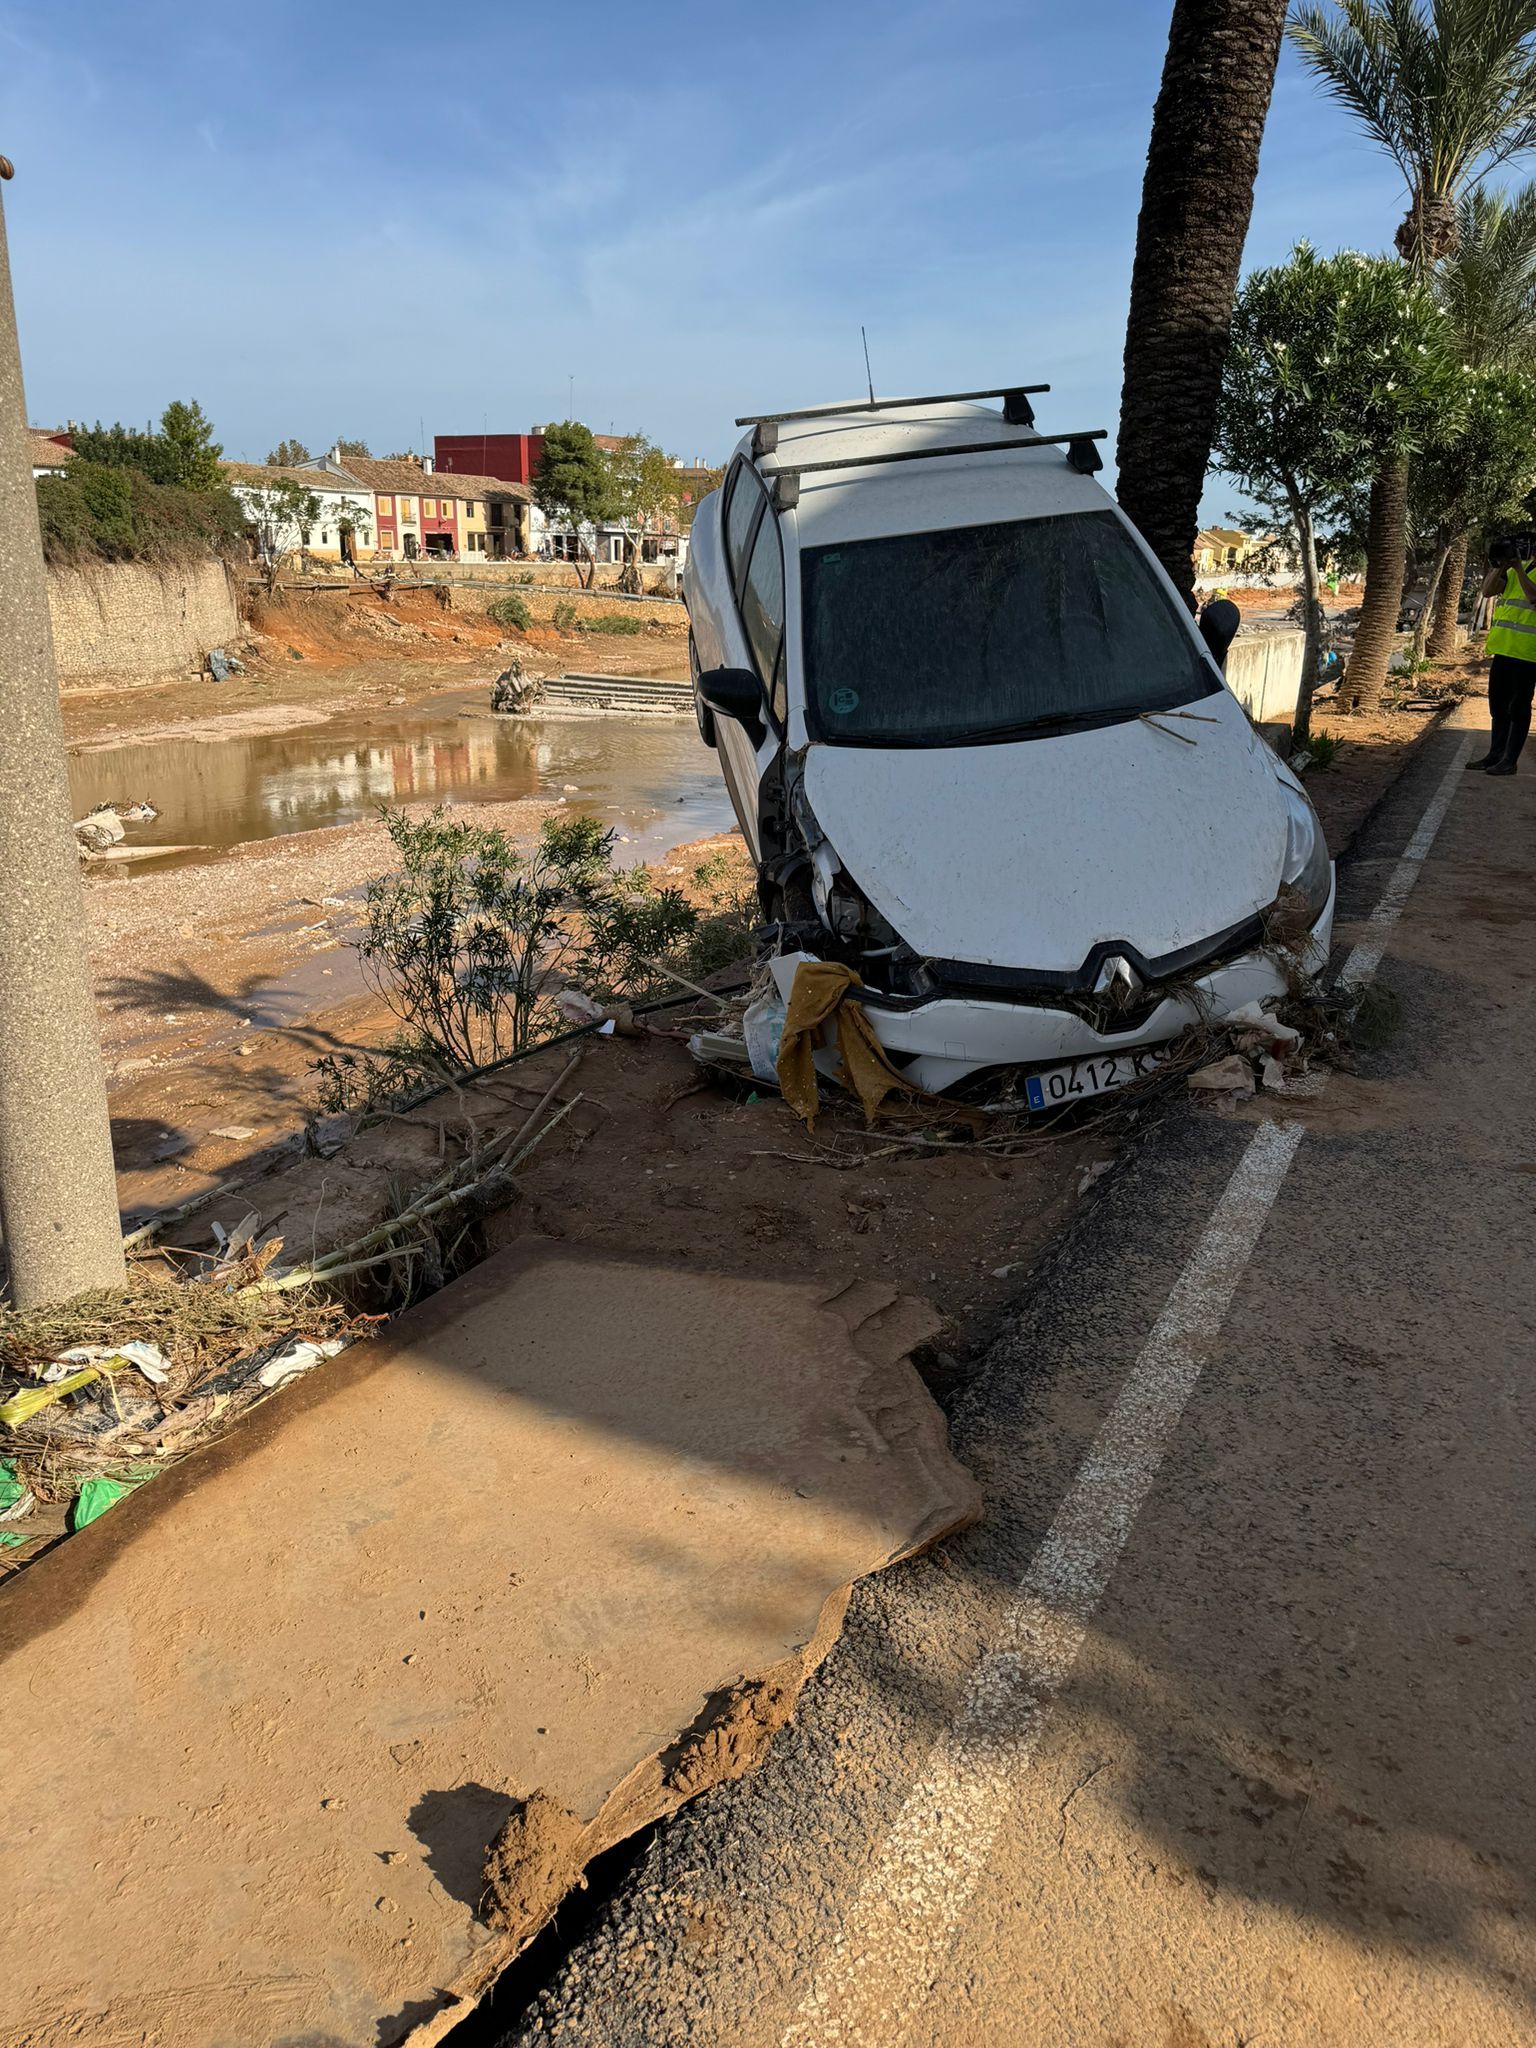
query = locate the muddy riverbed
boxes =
[70,686,734,871]
[67,678,741,1227]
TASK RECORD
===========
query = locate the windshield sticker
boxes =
[829,686,860,715]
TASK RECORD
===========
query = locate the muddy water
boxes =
[69,687,738,871]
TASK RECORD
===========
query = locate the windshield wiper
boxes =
[953,707,1144,742]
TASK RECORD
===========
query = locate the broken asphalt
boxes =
[474,703,1536,2046]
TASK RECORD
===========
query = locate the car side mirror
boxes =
[1199,598,1240,671]
[698,667,766,742]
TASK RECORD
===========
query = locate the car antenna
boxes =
[861,325,875,406]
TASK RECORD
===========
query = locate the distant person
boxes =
[1472,536,1536,775]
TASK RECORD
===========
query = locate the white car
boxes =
[683,386,1334,1102]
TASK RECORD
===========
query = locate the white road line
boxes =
[781,1120,1303,2048]
[780,738,1474,2046]
[1338,732,1475,990]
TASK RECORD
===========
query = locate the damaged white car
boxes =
[683,386,1334,1102]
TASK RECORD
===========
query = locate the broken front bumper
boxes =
[769,874,1336,1095]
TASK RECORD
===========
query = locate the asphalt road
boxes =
[477,707,1534,2048]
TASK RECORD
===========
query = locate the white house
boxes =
[29,429,74,477]
[223,460,378,566]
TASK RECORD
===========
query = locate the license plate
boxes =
[1025,1047,1165,1111]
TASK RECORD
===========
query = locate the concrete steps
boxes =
[538,671,692,715]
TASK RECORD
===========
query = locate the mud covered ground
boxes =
[60,579,690,750]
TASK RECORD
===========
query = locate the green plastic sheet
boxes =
[72,1477,136,1530]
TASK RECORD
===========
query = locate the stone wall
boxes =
[48,558,243,685]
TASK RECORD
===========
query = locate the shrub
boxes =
[575,869,701,1002]
[581,611,644,635]
[1304,729,1341,769]
[320,809,701,1106]
[678,848,759,980]
[35,460,245,566]
[486,592,532,632]
[552,599,578,634]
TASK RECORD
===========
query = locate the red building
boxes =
[435,429,625,487]
[343,456,461,558]
[435,432,545,486]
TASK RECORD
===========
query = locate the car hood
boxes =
[800,693,1290,974]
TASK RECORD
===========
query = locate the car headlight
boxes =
[1280,782,1332,921]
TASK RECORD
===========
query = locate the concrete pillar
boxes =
[0,160,125,1304]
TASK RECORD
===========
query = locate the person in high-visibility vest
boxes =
[1474,542,1536,774]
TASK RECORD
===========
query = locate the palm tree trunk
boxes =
[1427,529,1469,657]
[1287,483,1324,751]
[1343,457,1410,712]
[1116,0,1290,607]
[1413,535,1452,664]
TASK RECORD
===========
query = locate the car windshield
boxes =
[801,509,1218,746]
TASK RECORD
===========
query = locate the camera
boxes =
[1488,530,1536,567]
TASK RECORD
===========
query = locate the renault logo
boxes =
[1092,954,1143,1008]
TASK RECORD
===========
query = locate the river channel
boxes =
[68,686,738,872]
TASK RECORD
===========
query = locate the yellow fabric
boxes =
[1485,566,1536,662]
[776,961,921,1131]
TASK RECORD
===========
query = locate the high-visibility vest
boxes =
[1485,566,1536,661]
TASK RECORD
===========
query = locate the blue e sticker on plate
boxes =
[829,687,860,715]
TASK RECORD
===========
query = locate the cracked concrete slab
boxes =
[0,1241,977,2048]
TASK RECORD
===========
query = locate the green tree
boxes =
[1410,366,1536,655]
[677,464,725,528]
[334,436,372,460]
[1215,244,1465,742]
[603,433,683,591]
[1289,0,1536,700]
[70,419,176,483]
[533,420,613,588]
[1436,182,1536,365]
[1425,183,1536,647]
[1115,0,1292,604]
[237,474,324,587]
[71,400,224,492]
[158,399,222,491]
[266,438,312,467]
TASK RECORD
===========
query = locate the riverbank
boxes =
[60,579,690,750]
[94,799,746,1226]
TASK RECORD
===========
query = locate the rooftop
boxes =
[223,461,371,494]
[340,456,530,503]
[28,428,73,469]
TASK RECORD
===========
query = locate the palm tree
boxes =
[1289,0,1536,706]
[1116,0,1291,608]
[1426,182,1536,650]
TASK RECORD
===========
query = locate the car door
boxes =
[713,462,787,860]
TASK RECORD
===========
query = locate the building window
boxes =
[380,496,393,514]
[466,501,478,518]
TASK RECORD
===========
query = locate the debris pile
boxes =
[490,653,545,714]
[0,1262,359,1565]
[72,799,158,854]
[1187,998,1306,1101]
[0,1063,586,1574]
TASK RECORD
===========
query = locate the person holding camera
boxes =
[1474,535,1536,774]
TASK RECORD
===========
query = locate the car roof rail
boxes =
[742,386,1049,457]
[761,428,1107,507]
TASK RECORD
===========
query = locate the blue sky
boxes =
[1,1,1415,516]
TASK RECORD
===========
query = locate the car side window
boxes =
[739,504,786,720]
[724,460,765,596]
